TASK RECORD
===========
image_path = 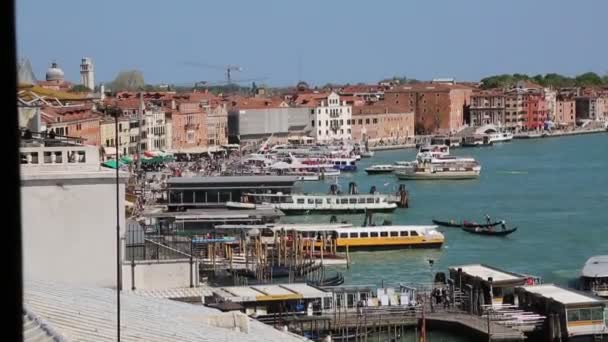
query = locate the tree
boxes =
[69,84,92,93]
[109,70,145,91]
[575,72,602,86]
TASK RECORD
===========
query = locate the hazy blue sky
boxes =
[17,0,608,86]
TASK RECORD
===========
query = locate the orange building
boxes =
[350,102,414,142]
[40,105,101,146]
[170,101,207,151]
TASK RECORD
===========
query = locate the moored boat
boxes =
[365,164,396,174]
[432,219,504,228]
[579,255,608,298]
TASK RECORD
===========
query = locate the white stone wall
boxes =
[21,172,127,288]
[121,259,199,290]
[311,92,352,142]
[145,109,167,151]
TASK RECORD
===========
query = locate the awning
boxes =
[102,159,125,169]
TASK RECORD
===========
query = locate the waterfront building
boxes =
[144,104,167,151]
[469,90,506,126]
[170,100,207,152]
[166,175,298,210]
[544,88,557,121]
[555,95,576,127]
[308,92,352,142]
[99,116,130,156]
[204,101,228,147]
[576,96,608,122]
[515,284,607,340]
[228,97,309,143]
[20,138,128,287]
[350,102,414,141]
[40,105,101,145]
[79,57,95,91]
[384,83,472,134]
[504,89,547,130]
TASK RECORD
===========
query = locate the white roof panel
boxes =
[521,284,604,305]
[581,255,608,278]
[451,264,524,282]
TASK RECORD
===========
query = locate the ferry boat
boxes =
[266,224,444,250]
[461,135,493,147]
[488,131,513,143]
[365,164,410,174]
[580,255,608,298]
[395,155,481,180]
[231,192,399,214]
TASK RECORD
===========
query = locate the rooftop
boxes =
[167,175,299,185]
[518,284,605,306]
[24,279,306,342]
[213,283,331,303]
[449,264,526,283]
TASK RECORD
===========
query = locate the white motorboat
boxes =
[488,132,514,143]
[365,164,396,174]
[580,255,608,298]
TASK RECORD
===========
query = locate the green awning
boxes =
[120,156,134,164]
[102,159,125,169]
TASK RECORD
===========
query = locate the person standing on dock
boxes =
[485,214,491,224]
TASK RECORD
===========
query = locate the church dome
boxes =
[46,62,65,82]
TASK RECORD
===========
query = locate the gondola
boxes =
[461,226,517,236]
[432,219,503,228]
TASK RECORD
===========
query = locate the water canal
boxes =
[285,133,608,287]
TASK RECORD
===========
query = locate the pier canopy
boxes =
[166,175,298,209]
[475,124,500,135]
[213,283,331,303]
[515,284,607,339]
[450,264,529,286]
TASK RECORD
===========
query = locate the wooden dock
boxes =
[261,306,525,341]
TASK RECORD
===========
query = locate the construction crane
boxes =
[183,61,243,84]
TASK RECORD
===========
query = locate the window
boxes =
[567,309,580,322]
[366,198,374,203]
[370,232,379,237]
[326,120,328,126]
[311,120,315,127]
[341,198,348,204]
[591,307,604,321]
[307,199,314,204]
[347,129,351,134]
[410,231,419,236]
[380,231,388,237]
[579,308,592,321]
[315,199,323,204]
[349,232,358,238]
[349,198,357,204]
[360,232,369,238]
[400,231,409,237]
[390,232,398,237]
[297,198,305,204]
[358,198,366,204]
[373,119,378,124]
[358,119,363,125]
[318,130,322,135]
[365,119,370,124]
[339,233,348,238]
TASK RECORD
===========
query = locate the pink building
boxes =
[170,101,207,151]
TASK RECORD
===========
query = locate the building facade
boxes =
[171,101,207,151]
[469,90,505,126]
[576,96,608,122]
[554,96,576,126]
[20,142,128,287]
[384,84,472,134]
[350,103,414,141]
[310,92,352,142]
[144,106,167,151]
[99,117,130,156]
[40,106,101,146]
[205,103,228,147]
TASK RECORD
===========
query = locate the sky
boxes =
[16,0,608,87]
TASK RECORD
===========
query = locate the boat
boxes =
[488,131,513,143]
[460,135,493,147]
[579,255,608,298]
[461,226,517,236]
[365,164,396,174]
[266,224,445,250]
[432,219,504,228]
[395,155,481,180]
[360,151,375,158]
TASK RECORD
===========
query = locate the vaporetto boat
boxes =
[395,155,481,180]
[227,192,400,214]
[265,224,445,250]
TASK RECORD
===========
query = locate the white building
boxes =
[544,88,557,121]
[144,105,167,151]
[20,141,128,288]
[310,92,352,142]
[79,57,95,91]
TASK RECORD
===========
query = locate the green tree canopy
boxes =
[109,70,145,91]
[69,84,92,93]
[480,72,608,89]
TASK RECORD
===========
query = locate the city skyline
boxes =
[17,0,608,86]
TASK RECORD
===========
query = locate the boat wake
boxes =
[497,170,528,175]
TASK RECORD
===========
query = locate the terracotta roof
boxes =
[41,105,101,124]
[230,97,288,109]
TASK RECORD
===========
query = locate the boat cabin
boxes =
[515,284,608,341]
[449,264,540,313]
[580,255,608,298]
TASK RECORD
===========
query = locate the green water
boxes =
[286,133,608,287]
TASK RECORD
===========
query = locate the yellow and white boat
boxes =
[268,224,444,250]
